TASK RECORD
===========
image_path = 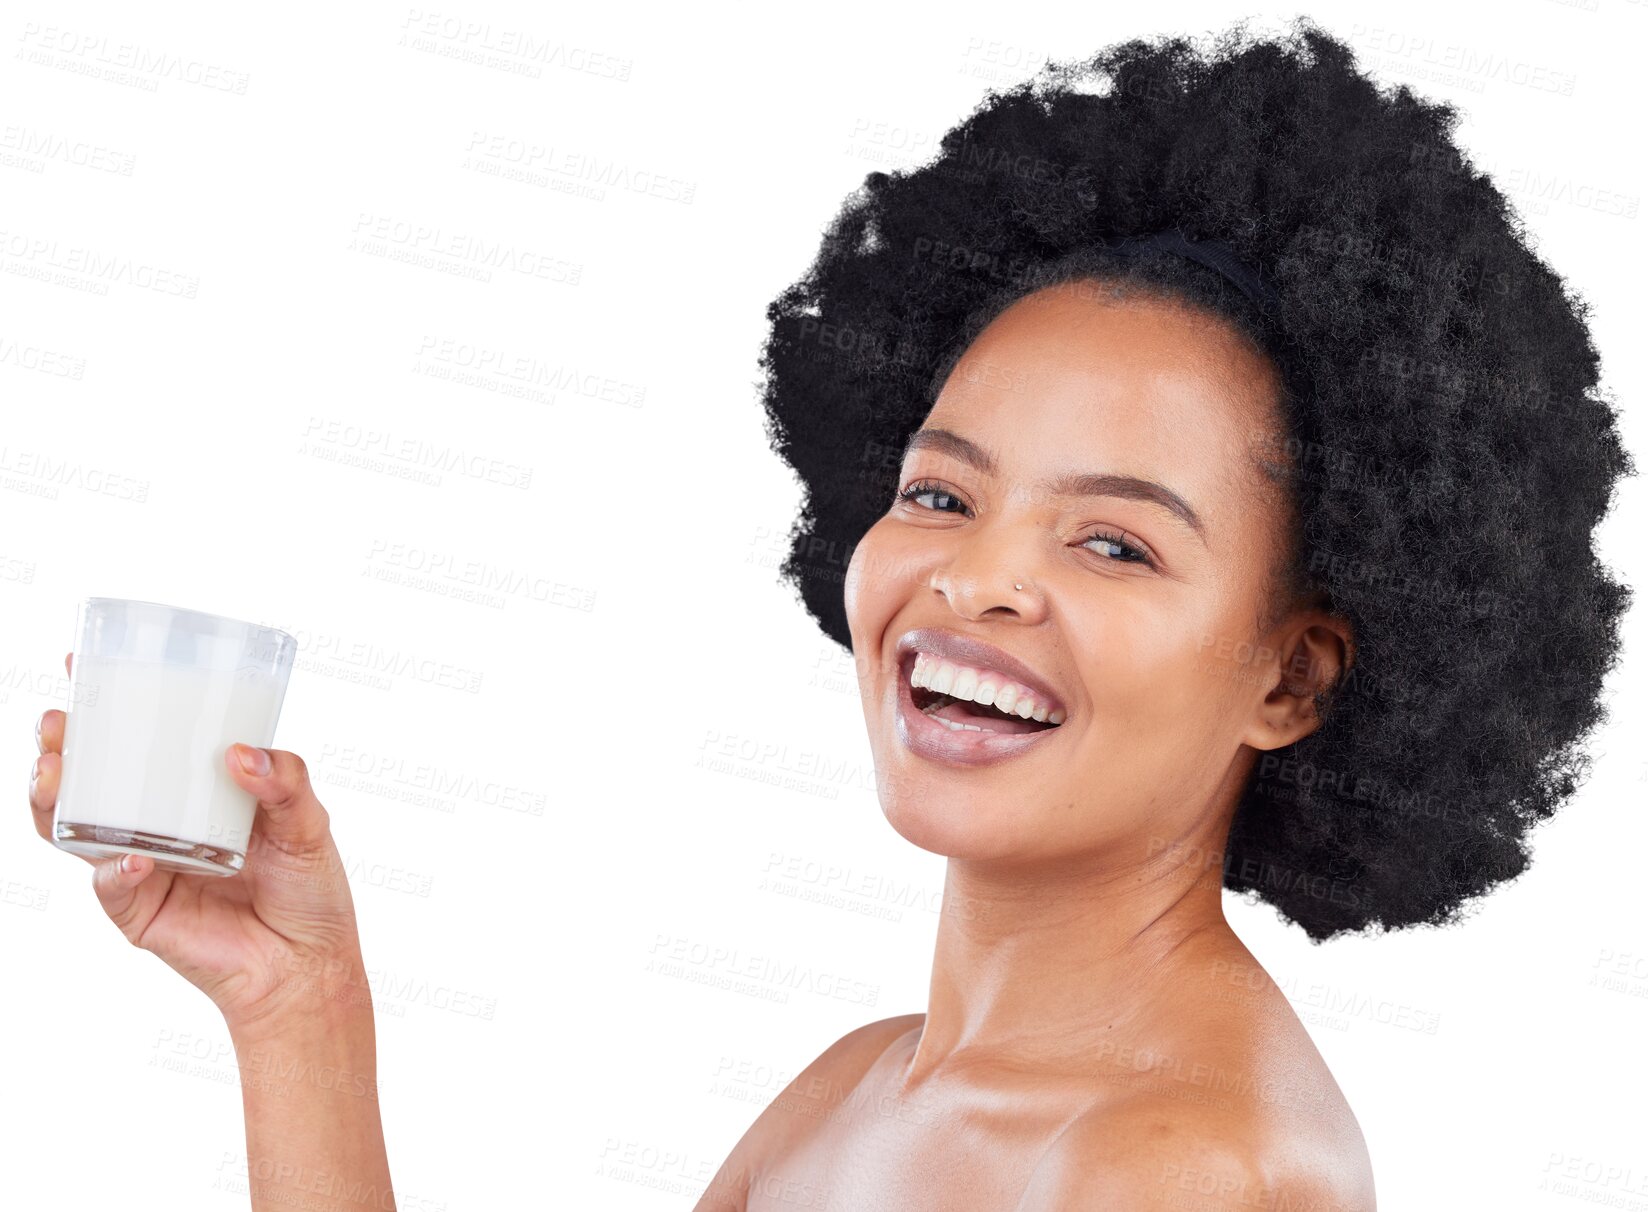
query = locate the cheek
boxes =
[844,517,906,639]
[1079,595,1250,731]
[842,527,874,641]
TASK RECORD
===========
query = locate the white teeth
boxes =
[928,713,989,732]
[909,650,1065,725]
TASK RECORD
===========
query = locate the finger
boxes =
[90,853,167,944]
[37,709,64,756]
[28,751,59,843]
[225,745,331,852]
[29,751,96,864]
[64,651,72,678]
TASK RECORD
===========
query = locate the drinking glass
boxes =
[53,598,298,876]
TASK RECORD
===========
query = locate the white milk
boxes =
[56,654,285,870]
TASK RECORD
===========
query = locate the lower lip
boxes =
[893,660,1066,768]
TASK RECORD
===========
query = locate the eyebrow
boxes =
[901,427,1207,541]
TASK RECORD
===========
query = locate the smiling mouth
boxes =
[900,649,1064,736]
[910,683,1059,734]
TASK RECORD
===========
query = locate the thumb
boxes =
[226,744,332,853]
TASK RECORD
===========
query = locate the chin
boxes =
[872,770,1052,862]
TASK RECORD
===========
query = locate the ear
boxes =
[1241,608,1355,751]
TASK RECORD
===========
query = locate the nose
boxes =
[927,526,1048,624]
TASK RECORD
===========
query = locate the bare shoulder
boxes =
[1014,972,1377,1212]
[1015,1091,1375,1211]
[692,1014,923,1211]
[1013,934,1377,1211]
[804,1011,926,1075]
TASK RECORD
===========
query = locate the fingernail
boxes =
[30,757,40,787]
[121,854,142,875]
[237,745,271,776]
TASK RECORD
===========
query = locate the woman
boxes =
[695,18,1629,1211]
[25,18,1630,1212]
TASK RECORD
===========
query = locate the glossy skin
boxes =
[698,280,1374,1210]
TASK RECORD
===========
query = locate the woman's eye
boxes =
[1083,530,1152,566]
[896,480,968,515]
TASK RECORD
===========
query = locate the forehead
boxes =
[921,283,1284,507]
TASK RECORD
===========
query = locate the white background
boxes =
[2,2,1644,1208]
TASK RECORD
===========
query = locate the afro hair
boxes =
[757,17,1633,942]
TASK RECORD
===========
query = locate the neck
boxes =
[901,824,1236,1089]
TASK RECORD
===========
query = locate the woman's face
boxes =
[845,279,1314,867]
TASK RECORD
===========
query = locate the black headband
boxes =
[1098,226,1280,319]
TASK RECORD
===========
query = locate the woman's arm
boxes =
[30,663,395,1207]
[229,955,393,1212]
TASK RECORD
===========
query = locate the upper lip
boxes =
[894,628,1070,718]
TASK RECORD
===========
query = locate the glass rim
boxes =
[80,597,298,650]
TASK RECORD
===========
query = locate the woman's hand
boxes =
[28,652,369,1040]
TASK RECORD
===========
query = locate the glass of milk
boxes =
[53,598,298,877]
